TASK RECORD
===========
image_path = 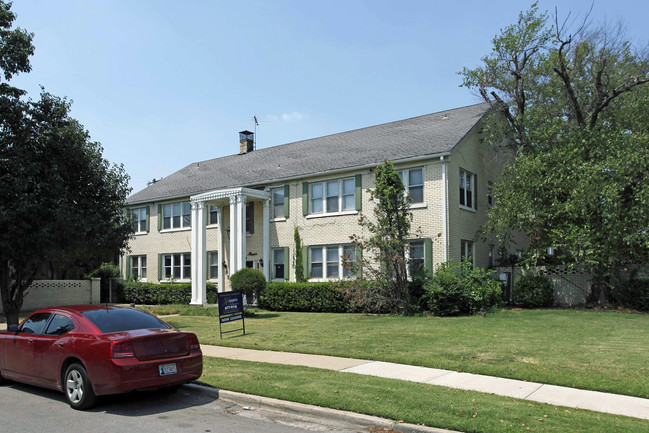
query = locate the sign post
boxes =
[217,290,245,339]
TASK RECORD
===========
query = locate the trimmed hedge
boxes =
[122,281,218,305]
[260,282,360,313]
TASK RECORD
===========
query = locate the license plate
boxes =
[159,363,177,376]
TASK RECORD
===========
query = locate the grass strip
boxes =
[200,357,649,433]
[158,307,649,398]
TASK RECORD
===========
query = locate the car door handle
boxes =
[27,339,34,344]
[58,342,65,347]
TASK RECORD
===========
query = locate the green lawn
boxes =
[155,307,649,399]
[199,357,649,433]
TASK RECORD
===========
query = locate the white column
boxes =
[237,195,247,271]
[190,201,206,305]
[263,198,270,281]
[229,196,238,274]
[217,206,225,293]
[441,156,449,263]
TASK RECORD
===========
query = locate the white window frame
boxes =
[406,241,425,277]
[208,251,219,280]
[459,169,476,210]
[271,188,285,220]
[398,168,424,204]
[208,206,219,226]
[131,255,147,281]
[162,253,191,281]
[309,177,356,215]
[131,208,147,234]
[461,240,474,267]
[272,248,285,281]
[162,202,191,230]
[309,245,356,281]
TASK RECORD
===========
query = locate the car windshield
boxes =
[82,308,171,333]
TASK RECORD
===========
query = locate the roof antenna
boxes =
[253,115,259,150]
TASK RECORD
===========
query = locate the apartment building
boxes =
[124,102,510,304]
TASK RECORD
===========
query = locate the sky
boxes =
[8,0,649,194]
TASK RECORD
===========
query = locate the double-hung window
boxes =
[162,253,191,281]
[272,248,286,280]
[309,245,356,280]
[398,168,424,203]
[407,241,425,276]
[309,177,356,214]
[271,188,284,219]
[131,207,148,233]
[208,252,218,279]
[162,202,191,230]
[208,206,219,226]
[130,255,147,280]
[461,240,474,267]
[459,169,476,210]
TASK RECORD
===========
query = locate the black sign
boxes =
[217,290,245,338]
[218,291,243,316]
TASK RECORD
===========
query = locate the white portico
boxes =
[189,187,271,305]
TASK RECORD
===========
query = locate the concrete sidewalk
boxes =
[201,345,649,421]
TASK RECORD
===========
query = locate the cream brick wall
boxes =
[446,122,516,268]
[125,123,518,284]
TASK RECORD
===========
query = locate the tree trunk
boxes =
[1,259,25,327]
[590,270,611,305]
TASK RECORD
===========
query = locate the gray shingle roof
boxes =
[127,102,490,204]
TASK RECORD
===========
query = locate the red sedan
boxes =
[0,305,203,410]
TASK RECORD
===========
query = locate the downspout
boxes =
[441,156,448,263]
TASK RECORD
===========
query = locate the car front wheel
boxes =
[64,363,97,410]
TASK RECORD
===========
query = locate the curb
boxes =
[186,383,458,433]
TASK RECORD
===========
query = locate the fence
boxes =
[495,266,591,307]
[21,279,101,312]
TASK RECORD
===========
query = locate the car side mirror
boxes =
[8,325,18,332]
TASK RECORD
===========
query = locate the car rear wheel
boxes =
[64,363,97,410]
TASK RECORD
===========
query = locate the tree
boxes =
[0,2,133,325]
[293,226,305,283]
[350,161,414,313]
[460,2,649,303]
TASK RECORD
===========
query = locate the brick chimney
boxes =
[239,130,254,154]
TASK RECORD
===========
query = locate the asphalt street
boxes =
[0,382,381,433]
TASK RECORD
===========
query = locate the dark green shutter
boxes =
[356,246,363,279]
[283,247,290,280]
[247,203,254,234]
[424,238,433,273]
[302,246,309,280]
[158,254,163,281]
[284,185,290,219]
[126,255,132,279]
[145,207,150,232]
[355,174,362,211]
[157,204,162,231]
[302,182,309,216]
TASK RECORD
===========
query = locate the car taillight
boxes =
[189,334,200,352]
[111,341,135,358]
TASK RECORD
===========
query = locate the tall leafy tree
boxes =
[460,2,649,303]
[351,161,413,313]
[0,1,133,324]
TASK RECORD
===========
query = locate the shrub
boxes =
[260,282,353,312]
[230,268,266,304]
[423,261,502,316]
[611,278,649,311]
[122,282,217,305]
[513,272,555,308]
